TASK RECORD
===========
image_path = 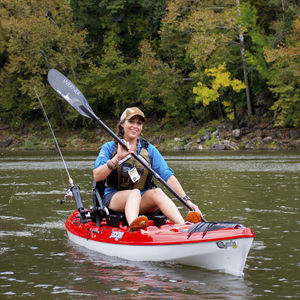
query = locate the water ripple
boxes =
[27,221,65,230]
[0,231,32,238]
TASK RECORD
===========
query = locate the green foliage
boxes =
[192,126,215,139]
[0,0,299,130]
[136,39,193,122]
[159,0,194,69]
[70,0,167,58]
[0,0,89,128]
[264,17,300,126]
[249,0,279,33]
[237,3,270,80]
[24,136,41,149]
[83,32,137,117]
[204,134,216,148]
[179,0,233,70]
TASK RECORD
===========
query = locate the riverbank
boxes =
[1,117,300,152]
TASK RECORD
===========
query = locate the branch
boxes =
[40,49,50,68]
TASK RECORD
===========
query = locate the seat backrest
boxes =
[93,180,104,197]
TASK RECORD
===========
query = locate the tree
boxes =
[70,0,167,58]
[193,63,245,120]
[250,0,299,34]
[136,40,187,121]
[0,0,88,127]
[264,17,300,126]
[235,0,253,116]
[160,0,253,121]
[83,32,136,117]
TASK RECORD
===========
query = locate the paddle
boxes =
[47,69,198,214]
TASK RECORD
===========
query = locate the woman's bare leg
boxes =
[108,189,142,225]
[140,188,185,224]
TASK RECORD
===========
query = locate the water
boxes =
[0,151,299,299]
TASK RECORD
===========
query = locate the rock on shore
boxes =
[1,119,300,152]
[172,121,300,151]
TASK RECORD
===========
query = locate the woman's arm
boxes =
[93,140,133,182]
[93,155,118,181]
[166,175,202,216]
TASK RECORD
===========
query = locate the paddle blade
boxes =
[186,211,203,223]
[48,69,94,119]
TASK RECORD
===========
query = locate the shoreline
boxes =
[1,119,300,153]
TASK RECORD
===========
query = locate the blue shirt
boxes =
[94,139,174,195]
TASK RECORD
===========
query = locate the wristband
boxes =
[183,195,191,201]
[106,159,116,170]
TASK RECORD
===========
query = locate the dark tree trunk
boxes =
[236,0,253,117]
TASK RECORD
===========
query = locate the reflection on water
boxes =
[0,151,300,298]
[62,244,253,299]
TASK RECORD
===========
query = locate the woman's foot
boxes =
[129,216,149,232]
[185,211,202,223]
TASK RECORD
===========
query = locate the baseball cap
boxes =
[120,107,145,123]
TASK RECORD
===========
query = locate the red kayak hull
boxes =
[65,210,255,276]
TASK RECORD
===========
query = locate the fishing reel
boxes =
[60,188,73,204]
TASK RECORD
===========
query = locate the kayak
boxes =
[65,209,255,277]
[46,69,255,277]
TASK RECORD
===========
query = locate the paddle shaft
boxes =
[47,69,194,211]
[95,115,194,211]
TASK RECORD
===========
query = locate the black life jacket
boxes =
[97,138,155,197]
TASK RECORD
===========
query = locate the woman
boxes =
[93,107,203,231]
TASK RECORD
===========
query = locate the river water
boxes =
[0,151,299,299]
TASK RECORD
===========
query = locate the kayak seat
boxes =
[91,180,167,228]
[105,208,166,228]
[90,180,108,227]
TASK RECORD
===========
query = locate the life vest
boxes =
[106,138,154,191]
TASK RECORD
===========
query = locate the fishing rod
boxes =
[34,88,73,187]
[34,88,88,223]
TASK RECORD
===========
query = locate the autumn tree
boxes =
[0,0,88,127]
[0,0,299,130]
[159,0,252,121]
[193,63,245,120]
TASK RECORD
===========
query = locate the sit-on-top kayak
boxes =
[45,69,255,277]
[65,209,254,277]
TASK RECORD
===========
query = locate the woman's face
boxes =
[122,115,144,140]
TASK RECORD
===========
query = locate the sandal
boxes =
[186,211,202,223]
[129,216,149,232]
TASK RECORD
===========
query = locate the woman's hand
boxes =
[116,139,134,160]
[187,201,203,217]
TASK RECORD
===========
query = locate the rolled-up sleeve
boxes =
[93,141,115,169]
[148,144,174,181]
